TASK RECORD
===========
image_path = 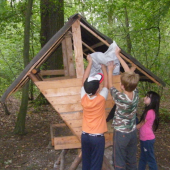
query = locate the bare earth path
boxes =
[0,92,170,170]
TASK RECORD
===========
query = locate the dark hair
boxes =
[139,91,160,131]
[84,79,99,96]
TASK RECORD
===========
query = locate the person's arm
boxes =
[101,64,108,88]
[130,63,137,72]
[82,54,92,85]
[136,120,146,129]
[107,61,115,89]
[115,47,130,72]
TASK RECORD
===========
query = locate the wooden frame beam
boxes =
[83,42,104,52]
[82,41,95,53]
[40,70,65,76]
[62,38,69,76]
[80,22,110,46]
[72,20,84,78]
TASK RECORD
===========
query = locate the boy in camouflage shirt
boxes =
[108,47,139,170]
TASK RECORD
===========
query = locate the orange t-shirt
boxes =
[81,93,107,134]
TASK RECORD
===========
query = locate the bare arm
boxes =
[101,64,108,88]
[115,47,130,72]
[82,55,92,85]
[107,61,116,89]
[130,63,137,72]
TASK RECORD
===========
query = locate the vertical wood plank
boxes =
[72,20,84,78]
[62,38,69,76]
[65,32,76,77]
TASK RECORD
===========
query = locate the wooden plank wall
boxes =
[34,75,121,148]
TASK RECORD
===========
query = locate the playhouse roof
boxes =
[0,13,165,103]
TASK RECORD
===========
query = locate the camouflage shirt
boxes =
[110,87,139,133]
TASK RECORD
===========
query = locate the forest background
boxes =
[0,0,170,169]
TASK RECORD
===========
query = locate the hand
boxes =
[107,61,116,72]
[136,124,140,130]
[115,46,121,55]
[87,54,92,63]
[101,64,106,70]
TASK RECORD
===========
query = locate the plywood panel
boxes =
[66,119,82,128]
[42,86,81,97]
[53,103,82,113]
[47,95,81,105]
[61,111,83,121]
[54,136,81,150]
[112,75,121,83]
[50,100,114,113]
[106,100,115,108]
[34,78,82,90]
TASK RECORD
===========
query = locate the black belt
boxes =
[82,131,104,137]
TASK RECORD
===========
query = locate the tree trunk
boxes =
[40,0,64,70]
[35,0,64,105]
[14,0,33,135]
[124,6,132,54]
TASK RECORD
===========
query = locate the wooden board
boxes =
[53,133,113,150]
[72,20,84,78]
[54,136,81,150]
[34,76,120,143]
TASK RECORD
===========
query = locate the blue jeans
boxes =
[81,133,105,170]
[138,139,158,170]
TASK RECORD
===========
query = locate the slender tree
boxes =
[14,0,33,135]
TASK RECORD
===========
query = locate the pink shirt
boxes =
[139,109,155,141]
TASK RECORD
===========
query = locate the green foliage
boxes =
[1,0,170,100]
[0,0,41,98]
[160,108,170,123]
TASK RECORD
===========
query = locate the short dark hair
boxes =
[84,73,104,96]
[84,79,99,95]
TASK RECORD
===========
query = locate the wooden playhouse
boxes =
[1,13,165,169]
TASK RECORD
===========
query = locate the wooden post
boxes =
[53,149,68,169]
[28,73,39,82]
[62,38,69,76]
[60,149,67,170]
[69,151,82,170]
[72,20,84,78]
[65,32,76,77]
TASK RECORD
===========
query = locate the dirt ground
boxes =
[0,92,170,170]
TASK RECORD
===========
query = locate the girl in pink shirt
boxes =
[137,91,160,170]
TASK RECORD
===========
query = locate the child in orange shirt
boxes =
[81,54,108,170]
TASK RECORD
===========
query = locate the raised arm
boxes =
[108,61,115,89]
[101,64,108,88]
[115,47,130,72]
[82,54,92,85]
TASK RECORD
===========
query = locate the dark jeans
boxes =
[81,133,105,170]
[138,139,158,170]
[112,129,137,170]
